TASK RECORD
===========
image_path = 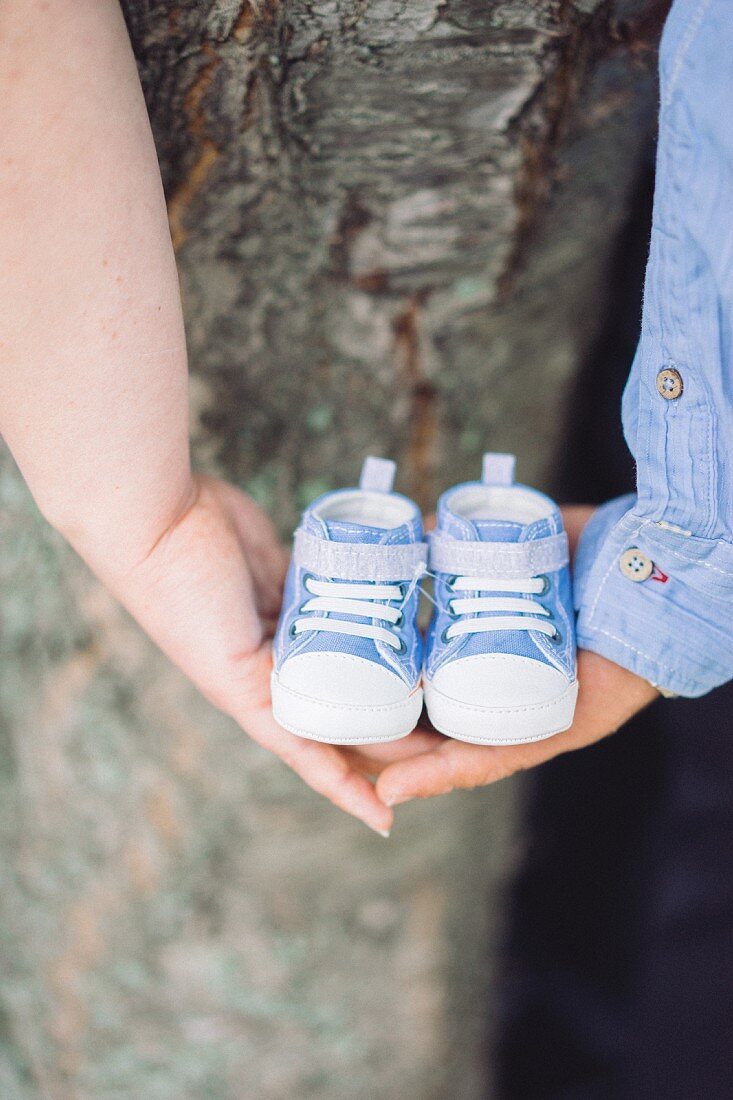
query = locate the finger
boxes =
[248,703,395,833]
[341,728,447,777]
[376,739,510,804]
[560,504,595,557]
[259,611,280,640]
[375,730,574,804]
[211,477,290,611]
[376,651,659,804]
[375,683,611,805]
[353,728,446,764]
[228,645,394,834]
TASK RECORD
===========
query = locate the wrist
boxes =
[574,496,733,698]
[49,469,198,582]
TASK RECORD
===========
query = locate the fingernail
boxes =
[384,795,407,808]
[370,826,391,838]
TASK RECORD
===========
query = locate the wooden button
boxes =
[656,368,683,400]
[619,548,654,582]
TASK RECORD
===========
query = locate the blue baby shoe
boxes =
[424,453,578,744]
[272,457,427,744]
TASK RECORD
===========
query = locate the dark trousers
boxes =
[495,165,733,1098]
[496,692,733,1098]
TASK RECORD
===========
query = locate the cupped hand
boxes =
[92,491,658,826]
[374,506,660,809]
[91,475,434,836]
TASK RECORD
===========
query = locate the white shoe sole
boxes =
[271,672,423,745]
[423,678,579,745]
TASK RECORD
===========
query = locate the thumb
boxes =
[561,504,595,558]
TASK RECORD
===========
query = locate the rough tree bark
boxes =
[0,2,664,1097]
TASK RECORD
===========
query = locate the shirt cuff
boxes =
[574,495,733,697]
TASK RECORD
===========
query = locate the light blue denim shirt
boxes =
[574,0,733,697]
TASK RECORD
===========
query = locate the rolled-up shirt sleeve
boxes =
[574,0,733,697]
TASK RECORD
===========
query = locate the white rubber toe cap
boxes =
[277,651,409,706]
[272,651,422,745]
[431,653,569,707]
[425,654,577,745]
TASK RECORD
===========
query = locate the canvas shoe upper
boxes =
[271,457,426,744]
[424,453,578,744]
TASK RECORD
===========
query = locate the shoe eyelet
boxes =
[394,637,407,655]
[302,572,316,593]
[289,622,298,638]
[445,575,458,592]
[394,611,405,627]
[441,626,453,644]
[536,574,551,596]
[396,583,407,600]
[446,599,459,619]
[550,628,563,645]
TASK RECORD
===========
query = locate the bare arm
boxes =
[0,0,191,571]
[0,0,417,835]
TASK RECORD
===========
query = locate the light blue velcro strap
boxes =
[294,528,427,582]
[482,452,516,486]
[429,530,568,578]
[359,456,396,493]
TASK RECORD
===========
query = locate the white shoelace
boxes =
[442,575,560,641]
[291,577,407,651]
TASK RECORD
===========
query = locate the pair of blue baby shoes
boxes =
[271,455,578,746]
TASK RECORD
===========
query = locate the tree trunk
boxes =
[0,2,665,1097]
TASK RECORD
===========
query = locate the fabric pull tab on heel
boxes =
[481,452,516,486]
[360,456,396,493]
